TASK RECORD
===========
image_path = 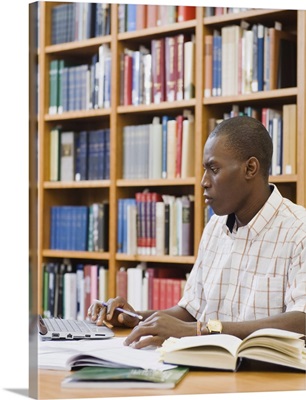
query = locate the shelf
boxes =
[118,19,196,42]
[116,254,195,264]
[203,88,298,106]
[116,178,196,187]
[117,99,196,114]
[203,9,296,27]
[45,35,112,55]
[45,108,111,122]
[269,175,297,183]
[42,250,110,260]
[43,181,111,189]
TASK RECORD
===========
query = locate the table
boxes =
[36,329,306,399]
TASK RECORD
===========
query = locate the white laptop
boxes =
[38,315,114,340]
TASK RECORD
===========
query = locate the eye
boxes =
[210,166,219,174]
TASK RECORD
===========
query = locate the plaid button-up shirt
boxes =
[179,185,306,322]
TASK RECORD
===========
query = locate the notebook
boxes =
[38,315,114,340]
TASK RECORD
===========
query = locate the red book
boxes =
[165,35,178,102]
[176,34,187,101]
[123,50,133,106]
[146,5,158,28]
[116,267,127,299]
[159,278,168,310]
[151,38,165,104]
[177,6,196,22]
[146,267,157,309]
[172,279,183,305]
[136,4,147,30]
[150,192,163,254]
[165,279,174,309]
[175,115,184,178]
[152,277,160,310]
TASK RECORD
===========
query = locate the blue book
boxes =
[257,24,264,92]
[216,34,222,96]
[104,54,112,108]
[75,130,88,181]
[104,129,110,179]
[127,4,137,32]
[50,206,58,249]
[117,199,124,253]
[212,32,218,97]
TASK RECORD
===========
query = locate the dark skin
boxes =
[88,134,306,348]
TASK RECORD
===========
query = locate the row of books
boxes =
[51,2,111,44]
[50,202,109,252]
[121,34,195,106]
[205,7,251,17]
[208,103,297,176]
[122,113,194,180]
[117,193,194,257]
[50,128,110,182]
[42,261,109,320]
[118,4,196,33]
[116,263,189,311]
[49,44,111,114]
[204,23,297,98]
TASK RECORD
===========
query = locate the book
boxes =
[159,328,306,372]
[268,27,297,90]
[204,34,213,98]
[61,366,189,389]
[282,103,297,175]
[151,38,165,104]
[49,127,60,181]
[177,6,196,22]
[60,131,75,181]
[183,38,195,100]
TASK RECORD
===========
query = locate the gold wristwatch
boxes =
[206,319,223,334]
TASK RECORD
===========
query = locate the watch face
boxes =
[208,320,222,333]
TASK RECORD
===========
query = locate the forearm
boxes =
[222,311,306,339]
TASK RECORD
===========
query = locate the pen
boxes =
[101,301,143,320]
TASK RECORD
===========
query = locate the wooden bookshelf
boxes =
[35,3,306,316]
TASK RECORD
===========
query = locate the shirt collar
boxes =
[223,184,283,238]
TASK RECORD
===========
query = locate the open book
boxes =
[61,366,189,389]
[159,328,306,371]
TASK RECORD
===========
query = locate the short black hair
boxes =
[209,116,273,179]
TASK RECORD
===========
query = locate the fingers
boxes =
[123,320,153,346]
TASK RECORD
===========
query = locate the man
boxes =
[88,116,306,348]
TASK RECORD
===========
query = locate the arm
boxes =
[221,311,305,339]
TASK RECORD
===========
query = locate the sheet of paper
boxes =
[38,336,175,371]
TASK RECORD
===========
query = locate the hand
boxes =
[87,297,140,328]
[123,311,196,349]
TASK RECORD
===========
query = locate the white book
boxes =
[149,117,162,179]
[50,128,60,181]
[181,117,195,178]
[222,25,241,96]
[126,202,137,254]
[127,264,146,311]
[64,269,77,320]
[143,53,152,105]
[242,29,253,94]
[184,40,195,100]
[98,266,109,303]
[155,201,165,256]
[167,120,177,179]
[60,131,75,182]
[76,266,85,321]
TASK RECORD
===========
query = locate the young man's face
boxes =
[201,134,249,216]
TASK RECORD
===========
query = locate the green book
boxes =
[61,366,189,389]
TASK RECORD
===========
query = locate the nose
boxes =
[201,169,210,188]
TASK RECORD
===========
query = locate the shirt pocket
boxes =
[253,276,285,319]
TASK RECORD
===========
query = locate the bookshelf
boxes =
[35,3,306,317]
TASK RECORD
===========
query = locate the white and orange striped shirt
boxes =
[179,185,306,322]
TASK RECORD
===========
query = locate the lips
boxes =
[204,194,213,204]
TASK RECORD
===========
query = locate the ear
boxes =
[245,157,259,179]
